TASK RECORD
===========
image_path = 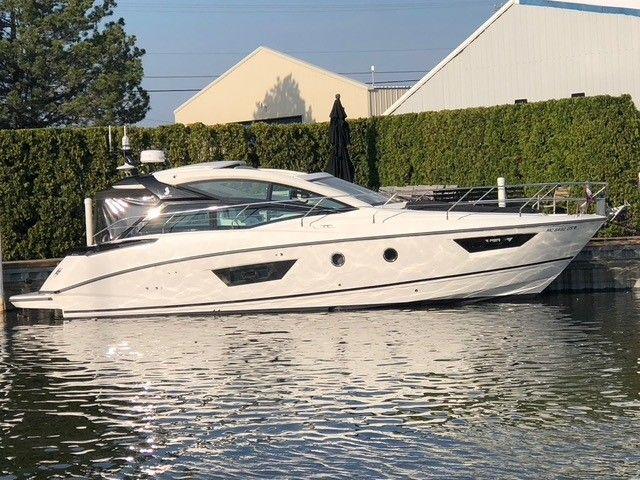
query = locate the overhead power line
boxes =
[145,70,427,79]
[119,0,491,14]
[147,79,420,93]
[146,47,452,56]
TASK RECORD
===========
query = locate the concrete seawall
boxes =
[547,237,640,292]
[1,238,639,311]
[3,258,61,303]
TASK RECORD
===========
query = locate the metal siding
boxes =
[369,88,410,116]
[392,4,640,114]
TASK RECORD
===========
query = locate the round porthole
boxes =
[331,253,345,267]
[384,248,398,263]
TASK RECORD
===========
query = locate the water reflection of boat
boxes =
[3,294,639,477]
[11,161,605,318]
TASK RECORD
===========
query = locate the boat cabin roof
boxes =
[148,162,375,208]
[153,161,329,185]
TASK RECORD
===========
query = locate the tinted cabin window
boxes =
[217,204,309,229]
[183,180,349,211]
[311,176,390,206]
[271,184,309,202]
[187,180,270,201]
[270,184,347,211]
[125,201,346,238]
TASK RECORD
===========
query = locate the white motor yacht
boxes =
[11,160,606,318]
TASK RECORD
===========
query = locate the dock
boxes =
[1,238,638,312]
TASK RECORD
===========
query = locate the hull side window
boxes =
[213,260,297,286]
[455,233,536,253]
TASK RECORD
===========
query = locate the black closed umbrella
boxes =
[329,94,355,183]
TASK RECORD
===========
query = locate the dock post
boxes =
[84,198,95,247]
[0,233,5,313]
[497,177,507,207]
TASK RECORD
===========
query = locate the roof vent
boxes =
[140,150,166,164]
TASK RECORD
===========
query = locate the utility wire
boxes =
[146,47,452,56]
[145,70,427,79]
[119,0,491,14]
[147,79,420,93]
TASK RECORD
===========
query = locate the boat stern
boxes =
[9,292,59,311]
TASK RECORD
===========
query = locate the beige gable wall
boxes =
[175,48,371,125]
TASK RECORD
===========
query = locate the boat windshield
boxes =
[93,177,361,244]
[98,197,351,242]
[310,177,390,206]
[94,191,160,244]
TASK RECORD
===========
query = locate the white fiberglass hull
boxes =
[11,210,604,318]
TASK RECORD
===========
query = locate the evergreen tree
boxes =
[0,0,149,129]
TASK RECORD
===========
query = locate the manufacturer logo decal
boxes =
[546,225,578,232]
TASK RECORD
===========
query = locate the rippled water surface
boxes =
[1,293,640,479]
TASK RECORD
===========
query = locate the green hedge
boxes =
[0,95,638,260]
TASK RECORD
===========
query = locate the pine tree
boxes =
[0,0,149,129]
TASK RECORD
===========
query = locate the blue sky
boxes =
[113,0,498,126]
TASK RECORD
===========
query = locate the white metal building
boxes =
[385,0,640,115]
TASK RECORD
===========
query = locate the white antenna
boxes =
[108,125,113,152]
[370,65,375,88]
[121,125,131,152]
[117,125,137,172]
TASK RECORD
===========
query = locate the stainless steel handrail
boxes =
[430,181,607,220]
[372,193,398,223]
[300,197,324,226]
[519,183,559,217]
[446,188,475,220]
[472,187,495,206]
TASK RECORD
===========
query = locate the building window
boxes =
[571,92,586,98]
[514,99,528,105]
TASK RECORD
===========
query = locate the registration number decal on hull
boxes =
[546,225,578,233]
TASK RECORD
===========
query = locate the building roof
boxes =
[539,0,640,10]
[384,0,640,115]
[174,46,370,115]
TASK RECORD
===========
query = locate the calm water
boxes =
[1,293,639,479]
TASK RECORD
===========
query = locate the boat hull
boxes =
[10,213,604,318]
